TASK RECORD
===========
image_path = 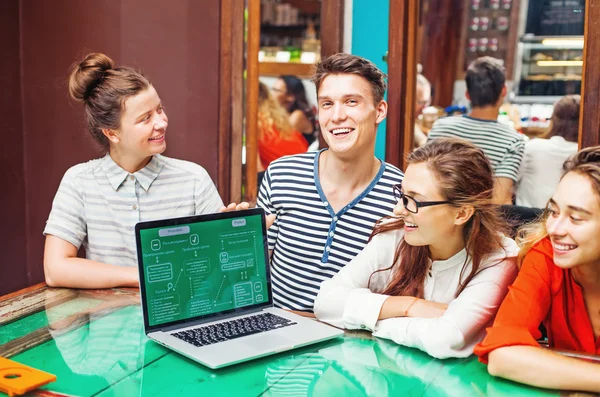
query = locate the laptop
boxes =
[135,208,343,369]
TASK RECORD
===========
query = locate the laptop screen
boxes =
[135,209,271,330]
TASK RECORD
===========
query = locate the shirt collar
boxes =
[135,155,163,191]
[102,154,163,192]
[430,247,468,272]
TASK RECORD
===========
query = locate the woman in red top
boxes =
[257,82,308,171]
[474,146,600,392]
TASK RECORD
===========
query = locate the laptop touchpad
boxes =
[246,333,294,351]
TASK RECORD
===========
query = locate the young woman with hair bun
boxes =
[314,138,518,359]
[43,53,223,289]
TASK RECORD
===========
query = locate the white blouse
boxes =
[314,228,518,359]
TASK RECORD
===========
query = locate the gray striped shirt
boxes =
[44,154,223,267]
[428,115,525,182]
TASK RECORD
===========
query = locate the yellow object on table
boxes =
[0,357,56,396]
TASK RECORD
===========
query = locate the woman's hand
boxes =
[379,297,448,320]
[408,299,448,318]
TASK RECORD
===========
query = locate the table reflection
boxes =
[0,286,566,396]
[263,334,558,397]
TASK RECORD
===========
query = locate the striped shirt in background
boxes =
[44,154,223,267]
[257,151,404,312]
[427,115,525,181]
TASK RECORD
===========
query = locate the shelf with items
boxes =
[259,0,321,77]
[260,0,320,46]
[259,62,314,78]
[261,23,320,31]
[514,35,583,100]
[457,0,520,80]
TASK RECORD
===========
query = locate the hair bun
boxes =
[68,53,115,102]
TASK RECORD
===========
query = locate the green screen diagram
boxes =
[139,215,268,327]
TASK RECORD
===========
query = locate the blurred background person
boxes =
[271,75,319,148]
[516,95,580,208]
[428,56,525,205]
[414,72,432,148]
[257,82,308,185]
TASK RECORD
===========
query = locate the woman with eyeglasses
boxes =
[474,147,600,392]
[314,138,518,359]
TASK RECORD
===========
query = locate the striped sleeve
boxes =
[257,167,279,251]
[44,166,87,248]
[494,137,525,182]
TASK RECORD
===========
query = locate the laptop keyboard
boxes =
[171,313,297,347]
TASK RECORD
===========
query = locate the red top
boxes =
[258,126,309,169]
[474,237,600,363]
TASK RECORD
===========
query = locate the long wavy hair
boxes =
[279,75,318,137]
[516,145,600,265]
[545,95,580,143]
[369,138,507,298]
[258,82,295,140]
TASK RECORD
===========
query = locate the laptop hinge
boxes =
[158,304,270,333]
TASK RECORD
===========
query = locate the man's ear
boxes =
[102,128,120,144]
[454,205,475,226]
[465,91,471,101]
[375,100,388,124]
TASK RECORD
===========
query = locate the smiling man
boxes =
[257,53,404,312]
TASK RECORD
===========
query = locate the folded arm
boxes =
[373,259,518,359]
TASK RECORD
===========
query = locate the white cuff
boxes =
[372,317,411,345]
[343,289,389,331]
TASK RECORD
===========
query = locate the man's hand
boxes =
[220,202,251,212]
[220,202,276,229]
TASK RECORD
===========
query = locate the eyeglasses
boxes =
[392,184,451,214]
[270,87,286,94]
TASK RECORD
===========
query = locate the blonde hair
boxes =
[258,82,295,140]
[516,145,600,265]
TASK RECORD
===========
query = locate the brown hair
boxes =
[465,56,505,107]
[517,145,600,264]
[258,82,295,140]
[68,53,151,149]
[546,95,580,143]
[311,53,387,104]
[369,138,507,298]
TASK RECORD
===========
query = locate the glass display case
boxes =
[512,35,583,103]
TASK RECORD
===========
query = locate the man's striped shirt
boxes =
[257,151,404,312]
[428,115,525,181]
[44,154,223,267]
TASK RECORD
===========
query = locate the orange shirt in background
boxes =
[474,237,600,363]
[258,126,309,169]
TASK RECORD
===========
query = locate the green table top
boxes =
[0,286,563,397]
